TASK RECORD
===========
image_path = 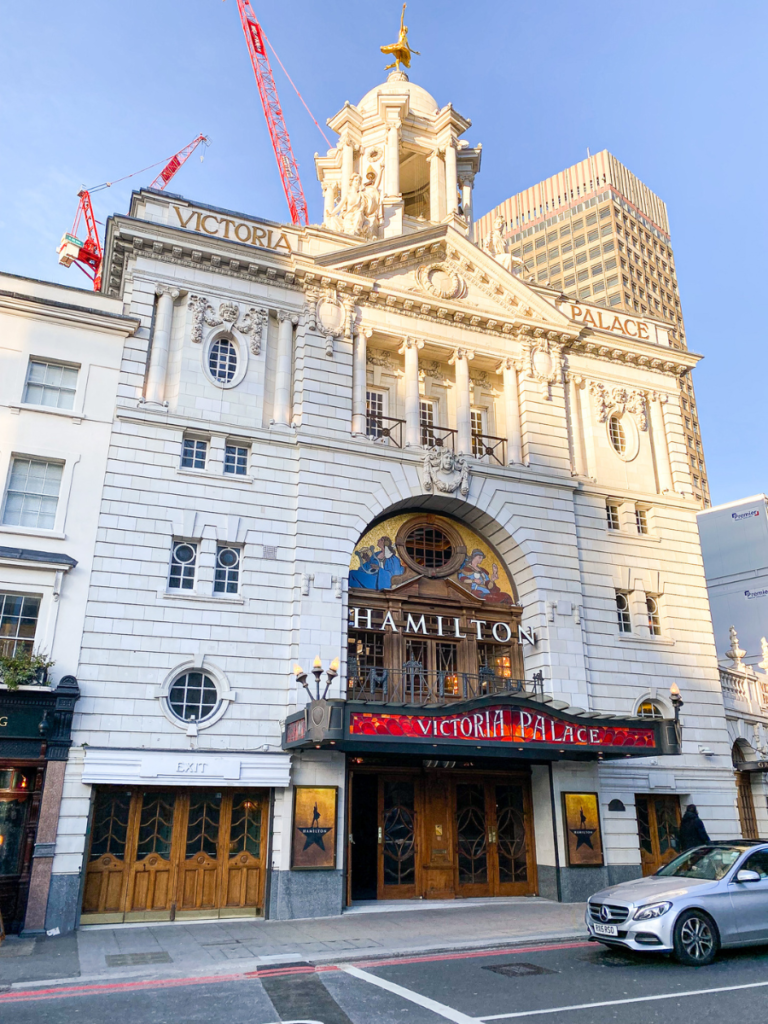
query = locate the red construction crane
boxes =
[233,0,308,226]
[57,134,210,291]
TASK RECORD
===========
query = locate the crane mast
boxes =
[234,0,309,226]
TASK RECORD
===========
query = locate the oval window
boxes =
[608,415,627,455]
[167,670,220,723]
[208,338,238,383]
[404,525,453,569]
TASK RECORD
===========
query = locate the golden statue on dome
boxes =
[381,4,420,71]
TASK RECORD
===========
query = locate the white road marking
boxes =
[340,964,480,1024]
[480,978,768,1019]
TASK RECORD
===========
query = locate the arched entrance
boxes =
[346,511,537,902]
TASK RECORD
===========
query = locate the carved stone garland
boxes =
[188,296,267,354]
[588,382,648,430]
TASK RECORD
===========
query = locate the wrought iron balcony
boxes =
[366,414,405,448]
[347,661,541,705]
[421,424,457,449]
[472,432,507,466]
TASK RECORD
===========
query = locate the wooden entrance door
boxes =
[636,795,681,875]
[82,788,269,923]
[377,777,420,899]
[736,772,759,839]
[454,779,536,897]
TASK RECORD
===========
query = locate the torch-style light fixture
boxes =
[669,682,684,725]
[293,656,340,701]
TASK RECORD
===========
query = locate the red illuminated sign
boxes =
[349,705,656,749]
[286,717,306,744]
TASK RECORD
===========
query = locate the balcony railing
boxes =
[366,414,405,448]
[719,666,768,714]
[347,661,540,705]
[472,432,507,465]
[421,425,457,449]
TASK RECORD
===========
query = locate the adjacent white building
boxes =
[0,273,137,932]
[35,68,742,934]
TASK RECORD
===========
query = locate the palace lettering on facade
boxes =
[0,50,747,935]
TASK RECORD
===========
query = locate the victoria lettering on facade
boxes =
[172,204,294,251]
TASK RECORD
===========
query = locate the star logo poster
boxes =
[291,786,338,870]
[562,792,604,867]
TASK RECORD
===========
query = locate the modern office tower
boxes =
[475,151,710,505]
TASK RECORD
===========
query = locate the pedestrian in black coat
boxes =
[678,804,710,851]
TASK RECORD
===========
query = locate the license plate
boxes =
[593,923,618,937]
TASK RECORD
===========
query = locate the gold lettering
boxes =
[267,230,274,249]
[274,232,292,252]
[581,309,597,327]
[172,206,197,229]
[609,315,624,332]
[637,321,650,340]
[596,311,606,328]
[570,304,582,319]
[623,318,638,337]
[201,214,220,235]
[220,218,237,239]
[0,716,7,727]
[252,226,269,246]
[234,222,251,243]
[194,212,202,231]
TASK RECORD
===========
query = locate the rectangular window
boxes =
[616,592,631,633]
[550,280,561,290]
[576,253,587,267]
[470,409,485,457]
[607,504,620,530]
[560,226,571,237]
[214,545,241,594]
[561,242,573,254]
[573,219,583,230]
[564,276,575,288]
[591,264,603,276]
[646,596,661,636]
[537,269,549,281]
[224,443,248,476]
[574,235,585,248]
[0,592,40,657]
[608,293,622,306]
[579,286,591,298]
[2,458,63,529]
[577,269,589,282]
[548,247,559,259]
[587,229,599,243]
[23,360,78,410]
[181,438,207,470]
[635,508,649,535]
[420,399,436,446]
[586,212,597,226]
[603,241,615,253]
[604,257,617,271]
[606,275,618,288]
[366,390,385,439]
[593,280,605,293]
[599,207,611,219]
[549,263,560,276]
[536,253,547,265]
[563,258,574,270]
[600,224,612,237]
[168,541,197,591]
[523,243,533,254]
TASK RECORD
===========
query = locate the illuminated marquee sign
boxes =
[349,705,656,750]
[170,204,295,253]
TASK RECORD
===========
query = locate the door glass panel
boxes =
[89,791,131,861]
[655,798,679,857]
[636,796,652,855]
[0,798,28,875]
[185,791,221,858]
[456,783,487,884]
[436,642,459,695]
[229,793,262,858]
[136,791,176,859]
[382,781,416,887]
[495,785,528,883]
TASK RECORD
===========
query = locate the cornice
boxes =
[0,290,139,337]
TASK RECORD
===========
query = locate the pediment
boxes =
[315,225,571,328]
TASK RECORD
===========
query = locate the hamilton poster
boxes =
[291,786,338,870]
[562,792,604,867]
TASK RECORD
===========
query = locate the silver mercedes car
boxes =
[586,841,768,965]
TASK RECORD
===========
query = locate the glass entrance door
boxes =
[636,795,680,875]
[455,780,534,897]
[378,778,419,899]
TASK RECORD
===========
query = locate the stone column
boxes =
[428,149,443,222]
[451,348,474,455]
[145,285,180,404]
[496,358,522,464]
[649,392,674,493]
[273,310,297,427]
[566,373,588,477]
[384,120,401,197]
[352,327,372,435]
[341,134,355,199]
[460,174,474,229]
[444,140,458,215]
[399,337,424,446]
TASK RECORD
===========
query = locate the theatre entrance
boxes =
[347,765,537,902]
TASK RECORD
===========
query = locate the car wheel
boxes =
[673,909,719,966]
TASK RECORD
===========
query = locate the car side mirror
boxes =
[736,869,761,883]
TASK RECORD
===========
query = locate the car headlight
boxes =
[633,901,672,920]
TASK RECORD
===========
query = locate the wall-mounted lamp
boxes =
[293,656,340,701]
[669,682,684,725]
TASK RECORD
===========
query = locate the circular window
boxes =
[404,525,453,569]
[608,415,626,455]
[168,671,220,723]
[173,542,196,565]
[208,338,238,383]
[637,700,664,720]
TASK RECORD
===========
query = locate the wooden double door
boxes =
[636,794,680,875]
[349,769,537,902]
[82,788,268,923]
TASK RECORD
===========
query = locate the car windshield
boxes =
[656,846,743,880]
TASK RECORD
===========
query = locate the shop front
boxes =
[79,749,291,924]
[0,676,79,933]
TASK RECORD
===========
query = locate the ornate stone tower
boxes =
[315,71,482,241]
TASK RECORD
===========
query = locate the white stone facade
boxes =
[40,72,741,930]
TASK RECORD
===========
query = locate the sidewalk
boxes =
[0,897,587,990]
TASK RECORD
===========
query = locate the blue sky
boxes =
[1,1,765,505]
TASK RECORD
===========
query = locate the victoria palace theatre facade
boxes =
[41,68,739,932]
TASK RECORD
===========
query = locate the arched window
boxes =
[208,338,238,383]
[637,700,664,720]
[609,415,626,455]
[167,671,220,723]
[404,524,453,570]
[646,596,661,636]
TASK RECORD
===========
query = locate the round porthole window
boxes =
[167,671,220,723]
[208,338,238,383]
[404,524,454,570]
[608,415,627,455]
